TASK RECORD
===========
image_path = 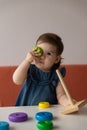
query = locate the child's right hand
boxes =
[25,46,43,64]
[25,52,34,63]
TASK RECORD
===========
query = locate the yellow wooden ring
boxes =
[38,102,50,109]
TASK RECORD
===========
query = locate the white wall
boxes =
[0,0,87,65]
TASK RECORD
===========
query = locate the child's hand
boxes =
[25,46,43,64]
[64,99,77,107]
[59,95,77,107]
[25,52,34,63]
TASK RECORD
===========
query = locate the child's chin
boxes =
[36,64,45,71]
[35,63,43,68]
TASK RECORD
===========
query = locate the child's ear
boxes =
[55,55,61,64]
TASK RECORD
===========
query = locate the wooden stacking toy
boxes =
[56,69,87,114]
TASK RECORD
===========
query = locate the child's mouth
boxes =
[37,60,44,64]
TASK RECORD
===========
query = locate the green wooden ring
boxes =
[32,45,43,57]
[36,120,53,130]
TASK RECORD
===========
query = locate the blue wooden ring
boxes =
[35,112,53,121]
[0,121,9,130]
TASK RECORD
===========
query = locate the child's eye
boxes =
[47,52,51,55]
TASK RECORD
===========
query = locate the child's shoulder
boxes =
[59,67,66,77]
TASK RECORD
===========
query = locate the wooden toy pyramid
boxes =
[56,69,87,114]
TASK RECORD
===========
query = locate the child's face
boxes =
[34,41,60,72]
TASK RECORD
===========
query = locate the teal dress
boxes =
[15,64,66,106]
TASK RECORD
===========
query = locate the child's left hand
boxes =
[64,99,77,107]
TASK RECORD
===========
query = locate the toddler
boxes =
[13,33,71,106]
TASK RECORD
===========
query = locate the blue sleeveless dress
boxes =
[15,64,66,106]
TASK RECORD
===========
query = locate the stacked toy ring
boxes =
[35,112,53,121]
[0,121,9,130]
[38,102,50,109]
[8,112,28,122]
[32,45,43,57]
[37,120,53,130]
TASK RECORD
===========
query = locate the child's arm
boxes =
[56,82,72,106]
[13,46,43,85]
[13,52,34,85]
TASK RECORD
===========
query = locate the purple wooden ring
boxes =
[8,112,28,122]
